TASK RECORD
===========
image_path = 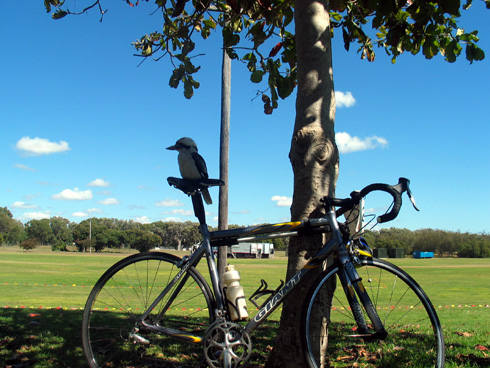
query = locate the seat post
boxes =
[191,193,207,226]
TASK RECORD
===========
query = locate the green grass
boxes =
[0,247,489,367]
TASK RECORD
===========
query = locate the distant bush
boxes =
[20,238,39,252]
[51,240,68,252]
[75,239,96,252]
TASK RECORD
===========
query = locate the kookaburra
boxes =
[167,137,213,205]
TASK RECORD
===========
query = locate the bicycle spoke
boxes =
[82,252,214,368]
[303,258,444,368]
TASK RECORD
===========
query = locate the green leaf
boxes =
[184,80,194,99]
[184,58,199,73]
[52,9,68,20]
[466,43,485,63]
[269,83,278,106]
[439,0,461,16]
[331,12,343,22]
[422,37,439,59]
[247,21,267,48]
[231,18,243,32]
[222,28,240,47]
[276,75,295,99]
[169,67,183,88]
[226,48,239,60]
[444,40,462,62]
[459,30,479,42]
[342,27,350,51]
[282,44,296,66]
[242,52,255,61]
[250,70,265,83]
[203,19,216,29]
[201,27,211,39]
[181,40,195,56]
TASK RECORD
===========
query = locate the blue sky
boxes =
[2,1,489,234]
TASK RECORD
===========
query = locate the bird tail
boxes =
[202,188,212,205]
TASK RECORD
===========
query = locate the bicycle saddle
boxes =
[167,177,225,195]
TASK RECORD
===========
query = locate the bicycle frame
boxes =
[83,176,444,368]
[138,189,383,340]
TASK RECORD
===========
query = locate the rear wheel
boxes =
[302,258,444,368]
[82,252,215,368]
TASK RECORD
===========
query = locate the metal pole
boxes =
[218,45,231,279]
[89,218,92,253]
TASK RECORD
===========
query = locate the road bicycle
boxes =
[81,176,444,368]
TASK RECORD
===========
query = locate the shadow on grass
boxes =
[0,307,86,368]
[0,307,279,368]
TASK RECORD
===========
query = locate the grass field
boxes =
[1,247,489,367]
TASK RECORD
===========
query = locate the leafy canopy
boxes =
[45,0,487,113]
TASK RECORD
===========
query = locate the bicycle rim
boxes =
[82,252,214,368]
[302,257,444,368]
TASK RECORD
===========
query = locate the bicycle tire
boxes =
[302,257,444,368]
[82,252,215,368]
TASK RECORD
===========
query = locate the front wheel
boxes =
[82,252,215,368]
[302,257,444,368]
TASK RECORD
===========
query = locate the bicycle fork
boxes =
[338,259,388,340]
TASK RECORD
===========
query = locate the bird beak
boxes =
[166,145,178,150]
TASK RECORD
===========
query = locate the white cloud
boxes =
[271,195,293,207]
[14,163,35,172]
[335,91,356,108]
[52,188,93,200]
[22,211,51,221]
[88,179,110,187]
[12,201,38,209]
[72,212,88,217]
[171,209,194,216]
[135,216,151,224]
[16,136,70,156]
[162,217,182,222]
[335,132,388,154]
[98,198,120,205]
[87,208,103,214]
[155,198,185,207]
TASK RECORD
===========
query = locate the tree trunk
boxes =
[267,1,338,367]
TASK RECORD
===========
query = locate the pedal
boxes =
[249,279,284,309]
[129,329,150,345]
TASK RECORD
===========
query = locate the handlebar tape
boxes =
[359,178,409,223]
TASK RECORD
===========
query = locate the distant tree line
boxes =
[0,207,288,253]
[1,207,488,257]
[363,227,490,258]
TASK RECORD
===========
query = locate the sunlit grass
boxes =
[0,248,489,367]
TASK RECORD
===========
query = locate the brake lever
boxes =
[406,186,420,211]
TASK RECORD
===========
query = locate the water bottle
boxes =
[223,265,248,321]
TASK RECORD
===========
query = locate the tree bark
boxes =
[267,1,338,367]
